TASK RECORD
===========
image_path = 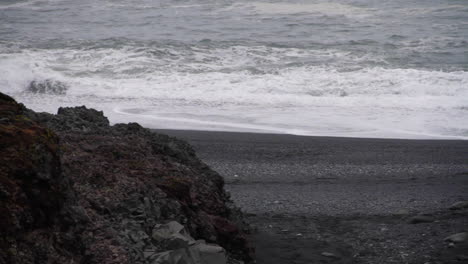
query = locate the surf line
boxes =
[112,106,312,135]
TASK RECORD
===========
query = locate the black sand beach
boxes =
[158,130,468,264]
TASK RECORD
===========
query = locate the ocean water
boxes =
[1,0,467,139]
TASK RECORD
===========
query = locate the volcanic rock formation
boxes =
[0,92,252,264]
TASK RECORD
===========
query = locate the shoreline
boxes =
[154,128,468,142]
[10,93,468,140]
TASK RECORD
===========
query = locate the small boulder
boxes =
[321,252,339,258]
[195,242,227,264]
[152,221,195,249]
[26,79,68,95]
[151,249,193,264]
[148,240,227,264]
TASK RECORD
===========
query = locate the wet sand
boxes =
[157,130,468,264]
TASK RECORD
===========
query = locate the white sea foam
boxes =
[1,44,467,139]
[226,2,375,18]
[398,5,468,16]
[0,0,35,9]
[0,0,65,10]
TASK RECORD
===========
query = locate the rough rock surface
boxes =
[0,92,252,264]
[0,93,81,264]
[26,79,68,95]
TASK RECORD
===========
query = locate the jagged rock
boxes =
[152,221,195,250]
[196,242,227,264]
[26,79,68,95]
[32,105,110,132]
[0,92,252,264]
[150,221,228,263]
[0,92,82,264]
[153,221,189,241]
[149,240,227,264]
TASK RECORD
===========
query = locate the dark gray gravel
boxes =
[157,130,468,264]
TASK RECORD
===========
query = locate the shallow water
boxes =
[1,0,467,138]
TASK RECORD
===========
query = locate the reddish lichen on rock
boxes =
[0,93,76,264]
[0,92,253,264]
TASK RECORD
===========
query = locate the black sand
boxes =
[157,130,468,264]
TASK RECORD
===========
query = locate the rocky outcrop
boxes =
[26,80,68,95]
[0,93,80,264]
[0,92,252,264]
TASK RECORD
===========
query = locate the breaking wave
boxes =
[1,0,467,139]
[1,43,467,139]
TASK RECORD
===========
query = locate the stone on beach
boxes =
[152,221,191,241]
[150,221,228,264]
[321,252,339,259]
[196,243,227,264]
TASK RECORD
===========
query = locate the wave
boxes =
[1,45,466,98]
[0,0,64,10]
[1,43,467,139]
[221,2,375,19]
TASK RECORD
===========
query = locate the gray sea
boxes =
[1,0,467,138]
